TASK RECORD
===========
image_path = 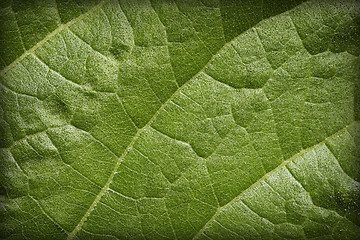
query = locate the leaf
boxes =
[0,0,359,239]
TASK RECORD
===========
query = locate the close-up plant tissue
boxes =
[0,0,359,239]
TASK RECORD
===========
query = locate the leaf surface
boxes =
[0,0,359,239]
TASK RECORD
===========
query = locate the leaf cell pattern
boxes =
[0,0,359,239]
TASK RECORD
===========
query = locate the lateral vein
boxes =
[192,121,358,240]
[0,0,109,77]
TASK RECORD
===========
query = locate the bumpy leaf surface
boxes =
[0,0,359,239]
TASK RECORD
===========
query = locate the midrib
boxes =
[1,0,313,238]
[0,0,109,77]
[66,1,314,238]
[66,22,237,240]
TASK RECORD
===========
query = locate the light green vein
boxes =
[0,0,109,77]
[192,121,358,240]
[66,2,315,238]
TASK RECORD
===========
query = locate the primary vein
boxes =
[66,2,314,238]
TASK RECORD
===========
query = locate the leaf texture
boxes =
[0,0,359,239]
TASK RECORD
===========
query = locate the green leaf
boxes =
[1,0,359,239]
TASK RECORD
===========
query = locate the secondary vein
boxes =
[192,121,358,240]
[0,0,109,77]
